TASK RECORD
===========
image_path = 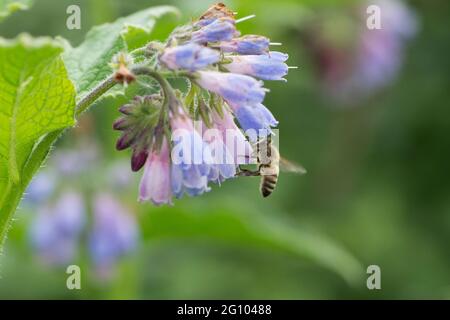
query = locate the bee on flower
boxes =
[112,3,297,205]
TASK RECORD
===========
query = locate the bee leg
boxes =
[236,167,261,177]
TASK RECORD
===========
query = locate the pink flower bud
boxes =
[139,137,172,206]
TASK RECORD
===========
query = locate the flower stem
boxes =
[75,75,118,117]
[131,67,181,150]
[132,67,174,96]
[131,66,179,112]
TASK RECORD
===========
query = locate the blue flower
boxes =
[30,191,86,265]
[89,193,138,276]
[159,43,220,72]
[170,114,212,198]
[207,163,236,184]
[210,108,254,165]
[196,71,266,106]
[194,18,217,28]
[201,120,238,183]
[171,163,211,198]
[232,103,278,142]
[191,17,237,43]
[224,51,289,81]
[220,35,270,55]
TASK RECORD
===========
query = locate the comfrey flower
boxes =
[201,119,234,183]
[139,137,173,205]
[219,35,270,55]
[171,162,211,198]
[206,158,235,184]
[194,71,277,140]
[231,103,279,142]
[171,113,212,198]
[210,108,253,165]
[203,108,255,182]
[223,52,289,81]
[89,193,139,277]
[30,191,86,265]
[195,71,266,106]
[113,3,293,205]
[159,43,220,72]
[192,17,237,43]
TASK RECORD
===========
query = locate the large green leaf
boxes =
[142,203,364,286]
[0,34,76,242]
[63,5,179,103]
[0,0,32,22]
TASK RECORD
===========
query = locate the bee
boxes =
[237,136,306,197]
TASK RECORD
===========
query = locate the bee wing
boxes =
[279,157,307,175]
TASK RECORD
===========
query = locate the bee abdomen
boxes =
[260,174,278,198]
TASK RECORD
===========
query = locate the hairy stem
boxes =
[131,66,178,148]
[75,75,118,117]
[132,66,178,107]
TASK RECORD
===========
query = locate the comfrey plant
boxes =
[0,3,294,247]
[111,3,293,205]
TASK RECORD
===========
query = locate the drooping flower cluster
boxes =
[113,3,292,206]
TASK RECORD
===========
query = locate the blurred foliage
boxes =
[0,0,33,22]
[0,0,449,299]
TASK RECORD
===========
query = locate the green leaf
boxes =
[142,204,364,286]
[122,25,155,52]
[0,34,76,244]
[0,0,32,22]
[63,5,179,103]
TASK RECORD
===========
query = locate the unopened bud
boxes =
[131,148,149,172]
[116,132,137,151]
[113,117,133,131]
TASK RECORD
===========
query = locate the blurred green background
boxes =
[0,0,449,299]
